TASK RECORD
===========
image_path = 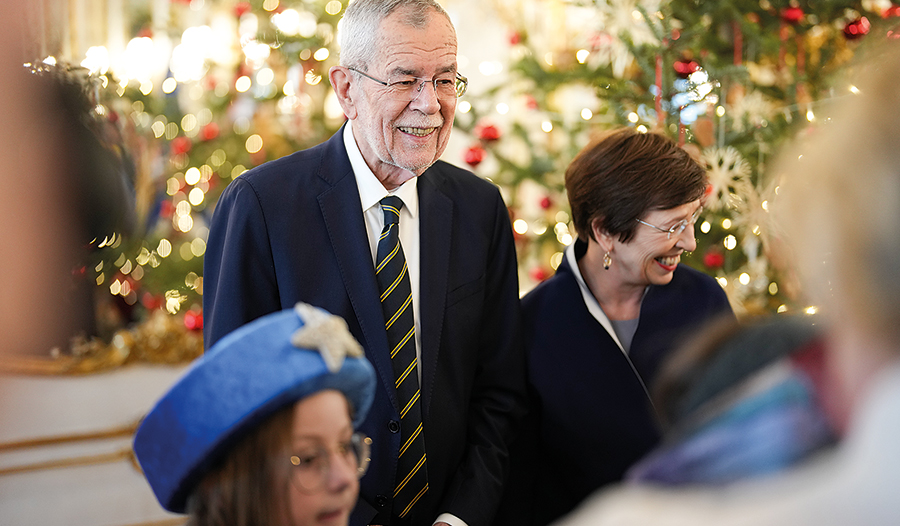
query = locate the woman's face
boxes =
[285,390,360,526]
[608,199,701,287]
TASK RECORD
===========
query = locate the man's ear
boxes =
[329,66,357,120]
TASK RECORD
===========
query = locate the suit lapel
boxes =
[317,131,399,411]
[417,168,453,419]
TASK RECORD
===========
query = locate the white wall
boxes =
[0,365,187,525]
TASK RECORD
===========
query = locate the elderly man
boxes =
[202,2,526,526]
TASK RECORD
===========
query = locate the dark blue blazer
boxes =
[498,240,733,526]
[203,128,526,526]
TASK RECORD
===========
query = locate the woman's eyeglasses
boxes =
[635,206,703,240]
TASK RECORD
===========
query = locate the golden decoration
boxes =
[0,310,203,376]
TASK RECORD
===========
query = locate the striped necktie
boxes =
[375,196,428,519]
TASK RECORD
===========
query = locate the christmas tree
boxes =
[15,0,899,366]
[455,0,900,315]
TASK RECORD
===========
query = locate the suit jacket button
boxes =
[376,494,388,507]
[388,420,400,433]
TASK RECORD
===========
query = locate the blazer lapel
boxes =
[317,131,399,411]
[417,168,453,420]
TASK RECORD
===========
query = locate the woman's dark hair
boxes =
[565,128,707,244]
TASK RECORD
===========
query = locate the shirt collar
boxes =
[344,122,419,216]
[566,241,624,352]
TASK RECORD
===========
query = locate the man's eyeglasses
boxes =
[289,432,372,493]
[635,206,703,240]
[348,67,468,101]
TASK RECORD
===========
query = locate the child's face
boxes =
[286,390,360,526]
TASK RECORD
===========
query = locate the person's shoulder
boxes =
[224,139,343,201]
[672,264,722,290]
[666,264,732,314]
[522,265,577,314]
[239,144,328,184]
[429,160,501,195]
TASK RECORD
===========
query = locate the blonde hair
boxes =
[773,43,900,347]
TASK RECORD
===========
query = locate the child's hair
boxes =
[186,406,295,526]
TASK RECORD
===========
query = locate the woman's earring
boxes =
[603,252,611,270]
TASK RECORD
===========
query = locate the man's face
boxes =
[350,10,458,189]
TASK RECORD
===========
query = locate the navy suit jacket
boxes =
[203,127,526,526]
[497,240,734,526]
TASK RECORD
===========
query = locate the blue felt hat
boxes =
[133,303,376,513]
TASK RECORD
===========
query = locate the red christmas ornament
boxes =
[524,95,539,110]
[464,145,486,168]
[234,2,252,18]
[201,122,220,141]
[530,267,549,283]
[539,196,552,210]
[883,5,900,18]
[475,122,502,142]
[171,136,192,155]
[781,6,804,25]
[703,249,725,270]
[184,309,203,331]
[141,293,162,310]
[673,58,700,79]
[160,199,175,219]
[588,32,613,49]
[843,17,871,40]
[508,32,522,46]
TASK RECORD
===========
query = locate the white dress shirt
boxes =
[343,124,423,381]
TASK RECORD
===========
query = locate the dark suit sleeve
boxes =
[202,177,281,349]
[440,190,527,526]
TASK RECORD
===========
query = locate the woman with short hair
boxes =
[501,128,734,526]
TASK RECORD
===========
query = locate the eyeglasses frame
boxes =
[634,206,704,240]
[347,66,468,100]
[288,432,372,494]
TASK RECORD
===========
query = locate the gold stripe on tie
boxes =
[380,263,408,301]
[395,359,416,388]
[394,454,427,496]
[384,293,412,330]
[398,422,422,456]
[400,390,420,419]
[391,326,415,359]
[375,196,428,519]
[375,243,400,274]
[400,485,429,518]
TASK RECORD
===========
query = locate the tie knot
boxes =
[380,196,404,226]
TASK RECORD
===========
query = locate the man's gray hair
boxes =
[338,0,452,70]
